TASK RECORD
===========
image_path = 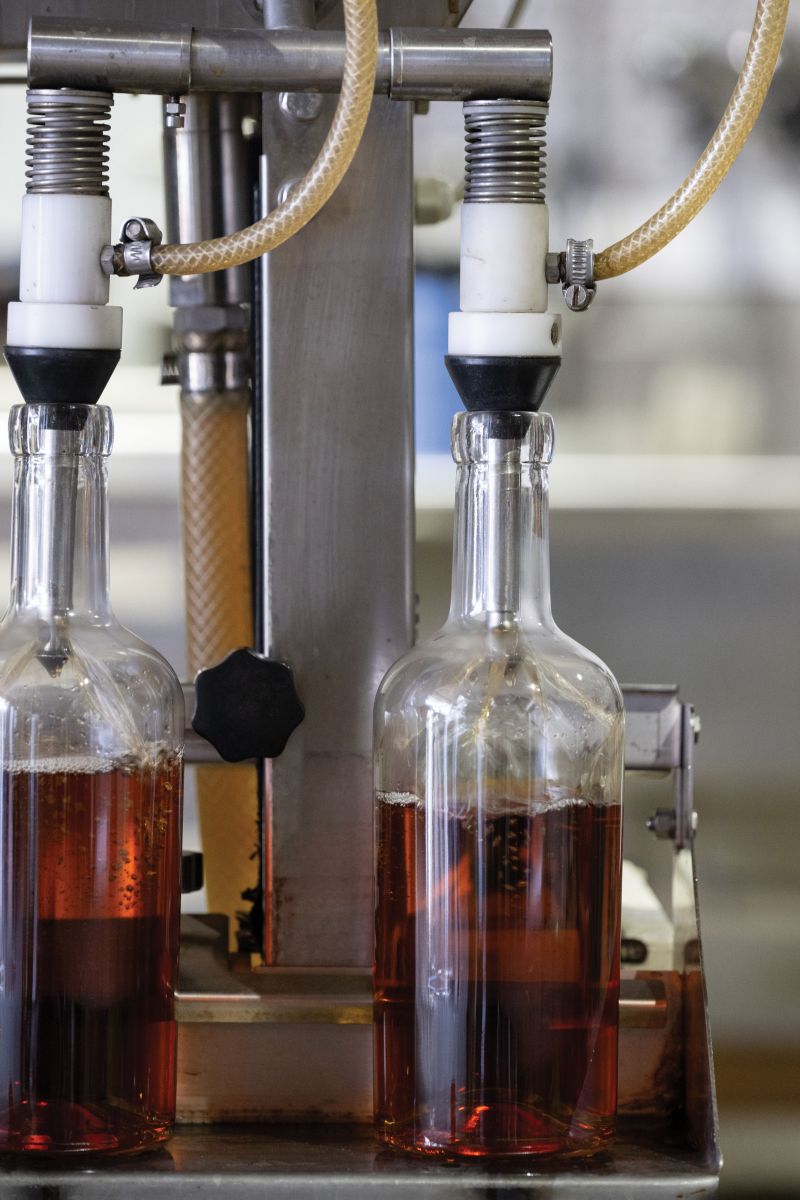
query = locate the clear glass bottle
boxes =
[0,403,184,1157]
[374,410,624,1160]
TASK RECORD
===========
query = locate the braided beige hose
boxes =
[151,0,377,276]
[595,0,789,280]
[182,390,259,946]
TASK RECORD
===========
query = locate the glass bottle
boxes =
[374,410,624,1160]
[0,403,184,1157]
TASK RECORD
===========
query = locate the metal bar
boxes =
[0,1126,720,1197]
[257,89,415,967]
[176,989,669,1026]
[674,702,697,849]
[184,683,688,769]
[29,19,553,100]
[163,93,256,307]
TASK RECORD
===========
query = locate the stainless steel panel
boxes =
[258,90,414,965]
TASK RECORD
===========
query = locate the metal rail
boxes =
[28,19,552,100]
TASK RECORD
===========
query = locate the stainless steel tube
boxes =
[263,0,316,28]
[29,19,552,101]
[163,94,256,307]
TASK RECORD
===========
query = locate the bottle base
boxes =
[377,1109,615,1162]
[0,1101,173,1159]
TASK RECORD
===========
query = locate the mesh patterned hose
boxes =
[595,0,789,280]
[151,0,377,275]
[181,391,260,946]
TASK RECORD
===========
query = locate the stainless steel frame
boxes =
[28,20,552,100]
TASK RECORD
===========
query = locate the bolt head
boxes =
[278,91,323,122]
[99,244,116,276]
[646,808,677,840]
[545,252,562,285]
[275,177,303,207]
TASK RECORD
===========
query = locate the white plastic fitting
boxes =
[448,311,561,357]
[449,200,559,360]
[7,192,122,352]
[459,203,549,313]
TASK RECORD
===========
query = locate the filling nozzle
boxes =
[3,89,123,407]
[446,99,561,415]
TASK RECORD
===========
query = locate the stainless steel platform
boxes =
[0,1124,720,1198]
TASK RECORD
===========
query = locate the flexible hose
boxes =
[151,0,377,275]
[182,389,259,948]
[595,0,789,280]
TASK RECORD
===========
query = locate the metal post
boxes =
[253,1,426,967]
[163,93,262,950]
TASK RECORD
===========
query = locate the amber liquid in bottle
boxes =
[374,789,622,1159]
[0,755,181,1156]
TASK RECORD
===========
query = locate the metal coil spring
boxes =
[25,89,113,196]
[464,99,547,204]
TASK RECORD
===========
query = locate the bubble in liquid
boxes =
[378,787,609,820]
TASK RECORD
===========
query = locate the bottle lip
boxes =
[9,404,113,458]
[451,410,554,466]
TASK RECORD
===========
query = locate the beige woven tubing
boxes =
[182,391,259,946]
[595,0,788,280]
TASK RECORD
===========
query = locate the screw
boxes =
[278,91,323,122]
[550,321,560,346]
[164,96,186,130]
[565,283,591,311]
[124,219,144,240]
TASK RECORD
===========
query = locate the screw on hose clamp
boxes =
[547,238,596,312]
[101,216,164,289]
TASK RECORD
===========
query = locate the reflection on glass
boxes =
[374,411,624,1159]
[0,404,184,1157]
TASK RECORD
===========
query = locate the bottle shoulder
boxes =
[377,620,622,719]
[0,612,184,765]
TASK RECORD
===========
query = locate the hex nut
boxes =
[99,244,116,276]
[164,98,186,130]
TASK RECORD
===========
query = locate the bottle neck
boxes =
[9,415,112,621]
[448,425,553,629]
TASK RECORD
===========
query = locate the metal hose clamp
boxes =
[102,216,164,288]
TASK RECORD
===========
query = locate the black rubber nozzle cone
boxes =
[445,355,561,413]
[4,346,120,408]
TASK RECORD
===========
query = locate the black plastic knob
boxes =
[181,850,204,895]
[192,648,305,763]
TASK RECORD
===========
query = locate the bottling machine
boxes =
[0,0,787,1192]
